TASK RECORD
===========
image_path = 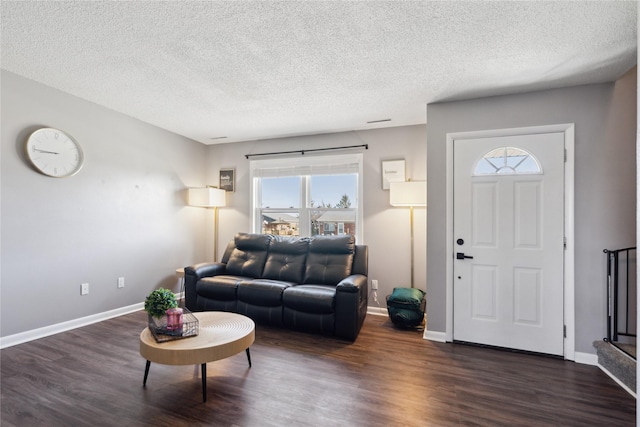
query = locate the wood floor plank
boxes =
[1,311,635,426]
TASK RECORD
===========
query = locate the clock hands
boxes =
[33,148,60,155]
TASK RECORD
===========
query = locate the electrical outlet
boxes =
[117,277,125,288]
[81,283,89,295]
[371,279,379,290]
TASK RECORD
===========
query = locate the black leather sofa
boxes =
[184,232,368,341]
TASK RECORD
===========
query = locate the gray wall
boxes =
[426,67,637,354]
[1,69,427,338]
[1,71,211,336]
[206,126,427,308]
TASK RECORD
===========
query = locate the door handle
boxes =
[456,252,474,260]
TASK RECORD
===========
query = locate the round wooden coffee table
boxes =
[139,311,255,402]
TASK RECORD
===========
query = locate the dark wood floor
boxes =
[1,311,635,426]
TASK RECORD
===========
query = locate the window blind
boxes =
[251,153,362,178]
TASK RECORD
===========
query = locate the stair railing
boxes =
[603,246,636,359]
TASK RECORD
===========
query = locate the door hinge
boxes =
[564,149,568,162]
[563,237,567,249]
[563,325,567,338]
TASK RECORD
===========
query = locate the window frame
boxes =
[250,153,364,243]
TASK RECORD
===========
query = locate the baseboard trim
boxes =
[3,300,602,367]
[574,351,598,366]
[367,307,388,316]
[0,302,144,349]
[0,292,188,349]
[597,363,637,398]
[424,330,447,343]
[2,301,382,349]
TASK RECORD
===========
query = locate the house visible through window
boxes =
[250,153,363,242]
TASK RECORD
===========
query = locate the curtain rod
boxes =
[245,144,368,159]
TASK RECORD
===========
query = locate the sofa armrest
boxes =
[185,262,226,280]
[336,274,368,293]
[335,274,368,340]
[184,262,227,311]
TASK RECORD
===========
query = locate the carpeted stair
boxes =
[593,340,636,394]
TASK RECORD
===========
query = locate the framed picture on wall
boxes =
[220,168,235,192]
[381,160,405,190]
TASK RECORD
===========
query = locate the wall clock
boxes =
[25,128,84,177]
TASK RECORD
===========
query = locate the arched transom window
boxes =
[473,147,542,176]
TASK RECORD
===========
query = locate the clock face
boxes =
[25,128,84,177]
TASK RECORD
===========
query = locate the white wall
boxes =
[206,126,427,307]
[426,67,637,354]
[1,71,211,337]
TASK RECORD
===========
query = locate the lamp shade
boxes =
[389,181,426,207]
[188,187,226,207]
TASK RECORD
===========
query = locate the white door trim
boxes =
[445,124,575,360]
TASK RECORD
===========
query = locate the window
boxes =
[474,147,542,176]
[250,153,363,242]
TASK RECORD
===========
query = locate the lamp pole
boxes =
[213,206,219,262]
[389,180,426,290]
[410,205,415,288]
[188,187,226,262]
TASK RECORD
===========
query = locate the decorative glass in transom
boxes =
[474,147,542,175]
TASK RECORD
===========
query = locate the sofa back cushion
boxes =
[262,236,310,283]
[225,233,272,278]
[303,235,354,286]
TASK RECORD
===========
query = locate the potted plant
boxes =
[144,287,178,318]
[144,287,186,335]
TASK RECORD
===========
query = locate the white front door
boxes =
[453,132,565,356]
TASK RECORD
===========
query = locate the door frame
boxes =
[445,124,575,360]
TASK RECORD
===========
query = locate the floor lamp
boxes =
[389,181,427,288]
[188,187,227,261]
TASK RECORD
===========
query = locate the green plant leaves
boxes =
[144,288,178,318]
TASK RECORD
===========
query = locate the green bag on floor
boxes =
[386,287,426,328]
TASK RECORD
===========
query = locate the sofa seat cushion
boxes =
[283,285,335,314]
[237,279,293,306]
[197,276,243,301]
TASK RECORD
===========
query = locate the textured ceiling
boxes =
[1,1,637,145]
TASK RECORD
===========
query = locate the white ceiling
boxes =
[1,1,637,145]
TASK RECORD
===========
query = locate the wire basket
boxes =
[148,308,199,343]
